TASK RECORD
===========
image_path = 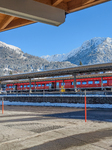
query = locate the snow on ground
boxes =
[0,101,112,108]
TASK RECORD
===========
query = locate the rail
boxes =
[0,94,112,97]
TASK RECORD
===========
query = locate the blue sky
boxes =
[0,1,112,57]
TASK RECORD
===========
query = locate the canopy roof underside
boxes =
[0,0,110,32]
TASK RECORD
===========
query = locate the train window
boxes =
[61,83,65,86]
[31,85,33,87]
[77,82,81,85]
[82,82,86,85]
[27,85,30,87]
[9,86,11,88]
[71,82,74,85]
[95,81,99,84]
[42,84,45,87]
[56,82,59,86]
[49,83,52,86]
[38,84,41,87]
[103,80,107,83]
[46,84,49,86]
[21,85,23,88]
[88,81,93,84]
[24,85,26,87]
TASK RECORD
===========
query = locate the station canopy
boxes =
[0,0,110,32]
[0,62,112,81]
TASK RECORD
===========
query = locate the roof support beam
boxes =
[52,0,64,6]
[34,0,51,5]
[83,0,95,5]
[0,15,15,30]
[0,0,65,26]
[0,18,35,32]
[68,0,110,13]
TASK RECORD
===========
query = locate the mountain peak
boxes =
[81,37,106,49]
[65,37,112,65]
[105,37,112,44]
[0,41,22,54]
[42,37,107,62]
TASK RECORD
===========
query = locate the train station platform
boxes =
[0,106,112,150]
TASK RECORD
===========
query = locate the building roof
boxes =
[0,62,112,81]
[2,72,112,84]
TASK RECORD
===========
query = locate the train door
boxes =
[14,85,17,91]
[51,82,54,89]
[49,83,52,90]
[49,82,54,90]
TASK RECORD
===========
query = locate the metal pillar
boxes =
[63,80,64,87]
[29,78,31,93]
[0,82,2,90]
[101,77,103,90]
[2,97,4,114]
[73,73,77,92]
[13,83,14,93]
[0,83,1,94]
[35,81,36,92]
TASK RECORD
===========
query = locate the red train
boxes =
[5,75,112,92]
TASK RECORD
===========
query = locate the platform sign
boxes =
[61,86,65,92]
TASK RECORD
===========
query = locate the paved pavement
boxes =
[0,106,112,150]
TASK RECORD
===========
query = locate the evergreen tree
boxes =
[9,71,12,75]
[79,61,83,65]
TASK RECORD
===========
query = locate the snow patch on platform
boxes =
[0,101,112,108]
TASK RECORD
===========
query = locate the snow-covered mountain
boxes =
[66,37,112,65]
[0,41,23,55]
[41,54,67,62]
[41,37,112,65]
[0,41,75,76]
[1,37,112,76]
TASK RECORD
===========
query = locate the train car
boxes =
[5,76,112,92]
[6,80,56,92]
[6,84,14,91]
[76,77,101,90]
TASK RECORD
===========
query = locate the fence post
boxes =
[2,97,4,114]
[85,90,87,122]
